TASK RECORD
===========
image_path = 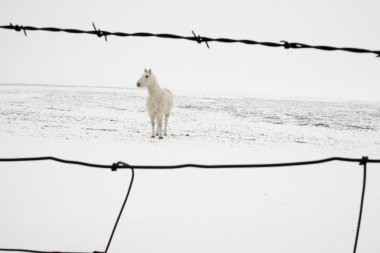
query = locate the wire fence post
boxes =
[353,156,368,253]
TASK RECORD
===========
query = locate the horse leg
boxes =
[157,113,164,139]
[164,114,170,136]
[155,115,160,136]
[155,120,159,136]
[149,112,155,138]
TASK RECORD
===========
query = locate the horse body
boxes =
[137,69,173,139]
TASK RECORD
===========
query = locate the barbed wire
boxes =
[0,156,379,253]
[0,23,379,57]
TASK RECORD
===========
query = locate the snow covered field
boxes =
[1,84,380,253]
[1,84,379,155]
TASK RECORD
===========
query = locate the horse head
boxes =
[136,69,155,88]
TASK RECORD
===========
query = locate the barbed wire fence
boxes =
[0,156,379,253]
[1,23,380,57]
[1,22,380,253]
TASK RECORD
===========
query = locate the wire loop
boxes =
[359,156,368,165]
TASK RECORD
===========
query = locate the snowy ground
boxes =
[0,83,379,155]
[0,84,380,253]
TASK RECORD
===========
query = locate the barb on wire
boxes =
[192,30,210,49]
[9,23,27,36]
[280,40,302,49]
[92,22,107,41]
[1,23,379,57]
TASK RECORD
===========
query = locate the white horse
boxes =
[136,69,173,139]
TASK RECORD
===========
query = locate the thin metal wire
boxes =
[1,156,379,170]
[0,156,378,253]
[105,168,134,253]
[0,249,99,253]
[1,23,379,57]
[353,157,368,253]
[0,166,135,253]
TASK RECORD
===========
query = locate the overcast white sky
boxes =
[0,0,379,101]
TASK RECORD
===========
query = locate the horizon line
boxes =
[1,82,379,104]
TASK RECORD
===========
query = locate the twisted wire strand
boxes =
[0,156,379,170]
[0,249,99,253]
[104,168,134,253]
[1,23,379,57]
[353,160,367,253]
